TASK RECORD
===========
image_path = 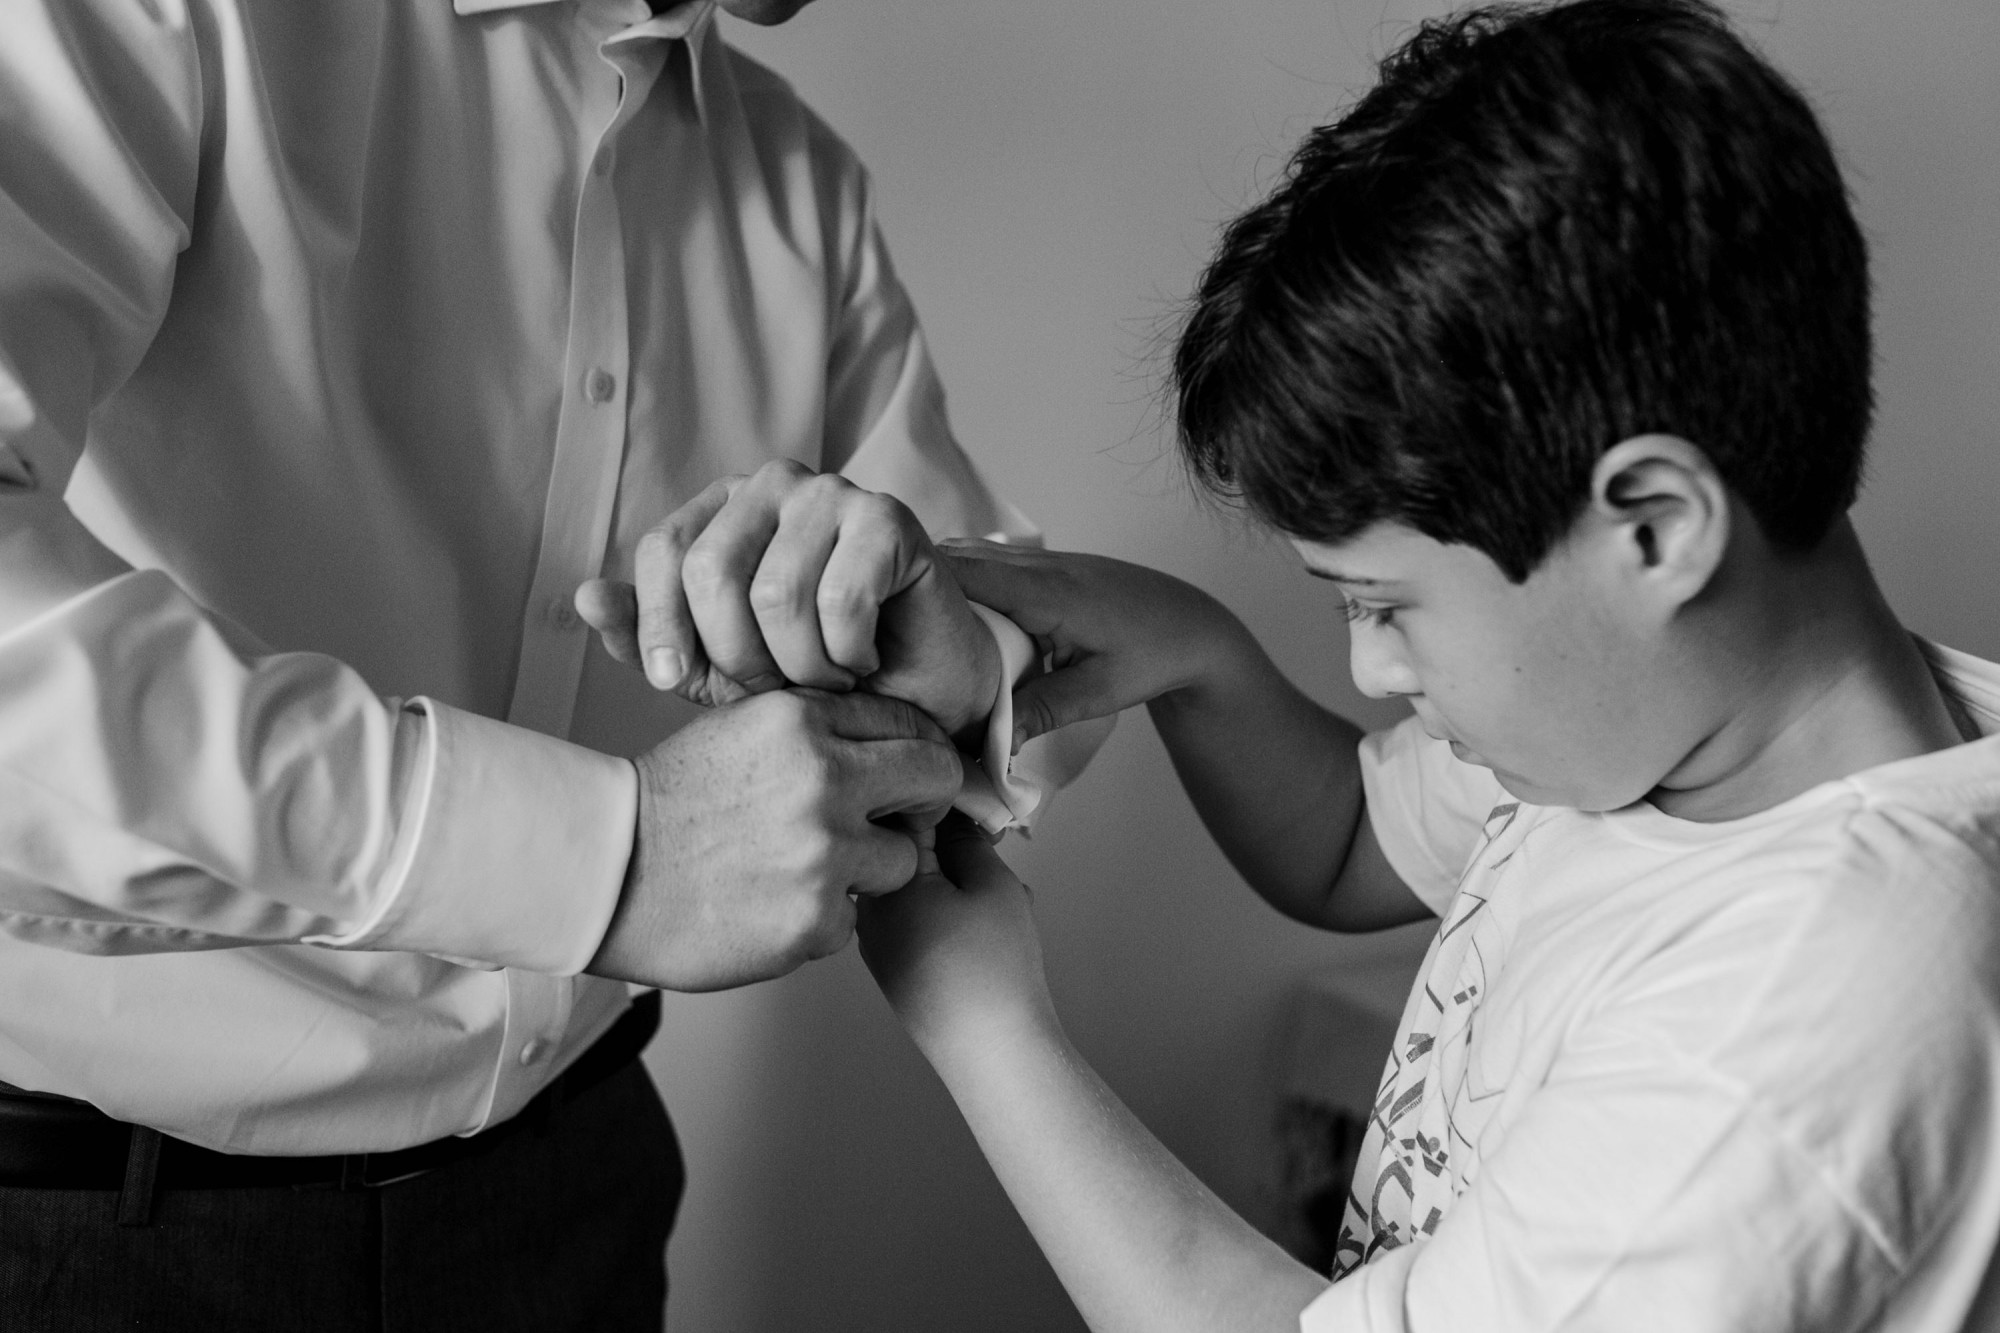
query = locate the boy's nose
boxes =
[1348,626,1420,700]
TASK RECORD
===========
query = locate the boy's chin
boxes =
[714,0,814,23]
[1490,766,1648,814]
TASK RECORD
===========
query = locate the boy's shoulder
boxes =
[1478,638,2000,1097]
[1786,637,2000,916]
[1509,687,2000,1273]
[1558,661,2000,1008]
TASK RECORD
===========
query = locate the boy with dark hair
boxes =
[838,0,2000,1327]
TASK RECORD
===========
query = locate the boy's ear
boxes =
[1586,434,1730,608]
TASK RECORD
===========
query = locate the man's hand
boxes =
[576,461,1002,743]
[857,816,1055,1059]
[938,543,1253,748]
[588,689,963,992]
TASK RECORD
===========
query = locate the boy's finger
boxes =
[843,737,965,827]
[844,823,924,899]
[938,549,1059,635]
[935,537,1033,558]
[814,689,952,745]
[1009,656,1124,745]
[934,822,1019,892]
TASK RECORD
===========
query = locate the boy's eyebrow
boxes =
[1304,568,1387,586]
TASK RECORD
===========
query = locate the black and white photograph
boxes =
[1,0,1997,1329]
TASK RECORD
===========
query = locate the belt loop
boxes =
[117,1127,163,1227]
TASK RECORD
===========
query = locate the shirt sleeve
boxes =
[0,1,632,973]
[1356,716,1507,915]
[815,146,1036,548]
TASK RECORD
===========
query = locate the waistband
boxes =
[0,989,661,1224]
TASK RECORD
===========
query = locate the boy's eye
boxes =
[1341,597,1397,628]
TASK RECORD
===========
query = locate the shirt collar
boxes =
[453,0,563,14]
[450,0,717,120]
[606,0,717,47]
[451,0,716,39]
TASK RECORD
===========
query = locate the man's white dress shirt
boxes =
[0,0,1038,1154]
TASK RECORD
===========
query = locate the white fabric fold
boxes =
[955,601,1116,834]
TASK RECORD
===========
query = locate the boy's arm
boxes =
[860,825,1334,1333]
[948,546,1430,931]
[867,829,1912,1333]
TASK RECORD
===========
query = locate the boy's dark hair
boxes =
[1174,0,1871,581]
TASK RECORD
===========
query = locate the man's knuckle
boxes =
[636,526,675,565]
[655,515,700,551]
[799,746,840,794]
[816,577,871,616]
[749,572,805,614]
[752,689,811,734]
[679,545,732,596]
[780,687,824,723]
[757,459,813,487]
[802,472,850,501]
[854,491,909,529]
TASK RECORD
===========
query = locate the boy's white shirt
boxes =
[1301,639,2000,1332]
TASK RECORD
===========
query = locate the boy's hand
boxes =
[576,462,1002,743]
[858,816,1055,1058]
[940,544,1250,748]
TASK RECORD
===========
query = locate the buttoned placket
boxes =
[504,24,663,742]
[476,9,696,1131]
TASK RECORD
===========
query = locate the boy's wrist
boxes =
[917,990,1066,1087]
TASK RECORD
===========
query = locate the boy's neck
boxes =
[1649,520,1966,823]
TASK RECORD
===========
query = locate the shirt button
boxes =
[519,1038,549,1066]
[547,595,578,631]
[587,369,617,404]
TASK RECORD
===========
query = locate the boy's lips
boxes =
[1417,714,1466,753]
[1416,711,1485,765]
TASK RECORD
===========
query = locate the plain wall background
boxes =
[641,2,2000,1328]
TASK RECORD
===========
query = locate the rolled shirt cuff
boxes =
[955,602,1115,834]
[304,698,637,975]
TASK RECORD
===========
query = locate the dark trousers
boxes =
[0,1061,682,1332]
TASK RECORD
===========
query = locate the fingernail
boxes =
[647,649,684,688]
